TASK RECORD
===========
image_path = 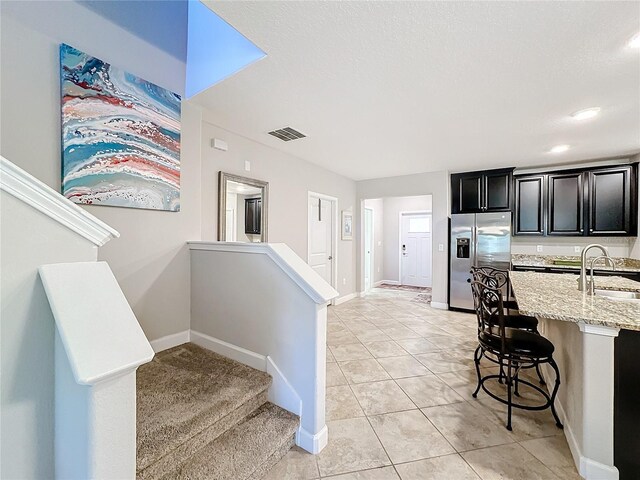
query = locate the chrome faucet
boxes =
[578,244,613,293]
[587,255,616,295]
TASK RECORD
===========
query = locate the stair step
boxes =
[137,343,272,473]
[164,402,299,480]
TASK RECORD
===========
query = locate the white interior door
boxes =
[364,208,373,291]
[401,214,432,287]
[309,196,334,286]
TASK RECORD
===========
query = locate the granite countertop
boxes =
[510,271,640,331]
[511,254,640,273]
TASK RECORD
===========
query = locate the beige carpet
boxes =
[137,343,299,480]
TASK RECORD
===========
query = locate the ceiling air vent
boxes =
[267,127,306,142]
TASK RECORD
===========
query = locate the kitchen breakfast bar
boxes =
[509,271,640,480]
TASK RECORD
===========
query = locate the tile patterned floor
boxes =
[263,288,582,480]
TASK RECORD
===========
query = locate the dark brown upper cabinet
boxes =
[451,168,513,214]
[512,163,638,237]
[588,165,636,236]
[513,175,545,235]
[547,172,585,236]
[245,197,262,235]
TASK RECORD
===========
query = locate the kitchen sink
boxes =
[594,289,640,302]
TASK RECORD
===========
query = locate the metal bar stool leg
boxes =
[535,362,546,386]
[472,345,483,398]
[506,360,513,431]
[548,358,564,429]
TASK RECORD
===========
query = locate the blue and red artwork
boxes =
[60,43,181,211]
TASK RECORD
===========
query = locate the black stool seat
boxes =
[479,328,554,358]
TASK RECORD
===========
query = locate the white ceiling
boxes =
[197,1,640,181]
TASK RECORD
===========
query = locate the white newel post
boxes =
[578,321,620,480]
[40,262,154,480]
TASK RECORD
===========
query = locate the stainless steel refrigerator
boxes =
[449,212,512,310]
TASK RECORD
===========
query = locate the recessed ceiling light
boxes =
[549,144,570,154]
[571,107,600,120]
[629,32,640,49]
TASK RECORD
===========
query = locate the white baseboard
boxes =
[190,330,267,371]
[334,293,357,305]
[266,356,302,417]
[539,364,619,480]
[430,301,448,310]
[149,330,190,353]
[380,280,400,285]
[373,280,385,287]
[296,424,328,454]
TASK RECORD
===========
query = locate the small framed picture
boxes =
[341,211,353,240]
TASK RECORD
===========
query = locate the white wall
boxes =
[0,1,201,343]
[381,195,432,283]
[511,236,633,258]
[200,117,357,299]
[363,198,384,285]
[357,172,449,307]
[0,193,98,479]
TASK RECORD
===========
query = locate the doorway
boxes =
[364,207,374,291]
[400,213,432,287]
[308,192,338,292]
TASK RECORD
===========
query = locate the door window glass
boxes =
[409,217,430,233]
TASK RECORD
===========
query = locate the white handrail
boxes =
[188,241,339,304]
[0,156,119,246]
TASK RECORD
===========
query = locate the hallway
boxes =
[265,288,580,479]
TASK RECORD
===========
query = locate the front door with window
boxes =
[401,214,432,287]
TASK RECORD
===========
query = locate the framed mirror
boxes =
[218,171,269,242]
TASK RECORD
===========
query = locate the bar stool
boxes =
[470,267,538,333]
[470,279,563,431]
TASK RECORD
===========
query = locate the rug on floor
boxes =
[378,283,430,292]
[411,292,432,304]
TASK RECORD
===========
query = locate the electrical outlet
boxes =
[244,160,251,171]
[536,245,543,253]
[438,243,444,252]
[342,278,347,285]
[574,246,581,253]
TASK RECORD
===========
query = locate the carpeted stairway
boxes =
[136,343,299,480]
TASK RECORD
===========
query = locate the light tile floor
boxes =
[264,288,581,480]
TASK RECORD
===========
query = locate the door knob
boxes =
[328,256,333,260]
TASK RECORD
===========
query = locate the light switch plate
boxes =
[536,245,543,253]
[438,243,444,252]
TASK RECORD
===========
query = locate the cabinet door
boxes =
[514,175,545,235]
[588,166,633,235]
[484,170,512,211]
[452,173,483,213]
[548,172,584,236]
[245,198,261,235]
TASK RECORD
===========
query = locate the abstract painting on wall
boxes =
[60,43,181,211]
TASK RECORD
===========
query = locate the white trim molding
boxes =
[190,330,267,372]
[1,156,119,246]
[297,425,328,455]
[334,292,357,305]
[577,321,620,337]
[430,301,448,310]
[188,242,339,304]
[150,330,191,353]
